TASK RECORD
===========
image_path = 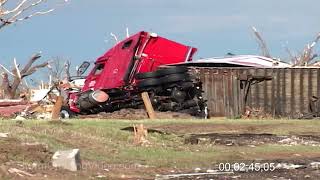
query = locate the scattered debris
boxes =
[185,133,320,146]
[52,149,81,171]
[141,92,156,119]
[310,162,320,169]
[133,124,150,146]
[0,133,9,138]
[275,163,306,170]
[278,136,320,146]
[206,169,216,173]
[121,126,168,134]
[243,106,272,119]
[14,115,26,120]
[0,99,28,118]
[155,172,234,180]
[194,167,201,172]
[8,168,34,177]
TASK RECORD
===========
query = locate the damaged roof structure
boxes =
[179,55,291,68]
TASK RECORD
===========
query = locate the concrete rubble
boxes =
[275,163,305,170]
[0,133,9,138]
[278,136,320,146]
[310,162,320,169]
[52,149,81,171]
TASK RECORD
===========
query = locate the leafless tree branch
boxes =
[0,53,49,99]
[251,26,272,58]
[293,32,320,66]
[0,0,65,30]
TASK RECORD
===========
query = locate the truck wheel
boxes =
[157,66,188,76]
[60,106,75,119]
[136,71,159,79]
[137,78,162,88]
[136,66,188,80]
[160,73,191,84]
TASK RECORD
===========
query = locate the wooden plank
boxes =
[51,96,63,120]
[249,69,254,108]
[224,70,231,118]
[263,69,268,112]
[238,69,245,114]
[141,92,156,120]
[318,69,320,98]
[290,69,295,117]
[233,71,240,117]
[308,69,313,113]
[299,69,304,113]
[271,69,276,116]
[255,69,260,108]
[281,69,286,115]
[276,69,281,115]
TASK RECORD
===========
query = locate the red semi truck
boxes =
[61,31,207,118]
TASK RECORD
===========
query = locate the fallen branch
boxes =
[8,168,34,177]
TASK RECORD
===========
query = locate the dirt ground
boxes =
[79,108,194,120]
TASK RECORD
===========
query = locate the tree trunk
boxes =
[1,73,14,99]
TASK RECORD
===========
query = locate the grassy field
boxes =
[1,118,320,179]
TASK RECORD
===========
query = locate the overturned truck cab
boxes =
[66,31,207,118]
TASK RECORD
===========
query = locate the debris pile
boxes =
[278,136,320,146]
[0,99,28,118]
[243,106,272,119]
[133,124,150,146]
[185,133,320,146]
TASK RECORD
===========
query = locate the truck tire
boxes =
[136,71,159,79]
[157,66,188,76]
[60,106,76,119]
[136,66,189,80]
[160,73,191,84]
[137,78,162,88]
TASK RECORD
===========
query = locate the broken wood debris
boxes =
[141,92,156,120]
[8,168,34,177]
[133,124,150,146]
[155,171,234,180]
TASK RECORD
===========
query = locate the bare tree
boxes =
[0,52,49,99]
[252,26,272,58]
[291,33,320,66]
[0,0,67,30]
[47,56,71,83]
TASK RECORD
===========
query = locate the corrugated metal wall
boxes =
[199,68,320,118]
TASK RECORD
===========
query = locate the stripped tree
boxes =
[0,0,68,98]
[291,32,320,66]
[252,26,272,58]
[0,52,49,99]
[47,56,71,84]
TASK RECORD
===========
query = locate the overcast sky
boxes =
[1,0,320,66]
